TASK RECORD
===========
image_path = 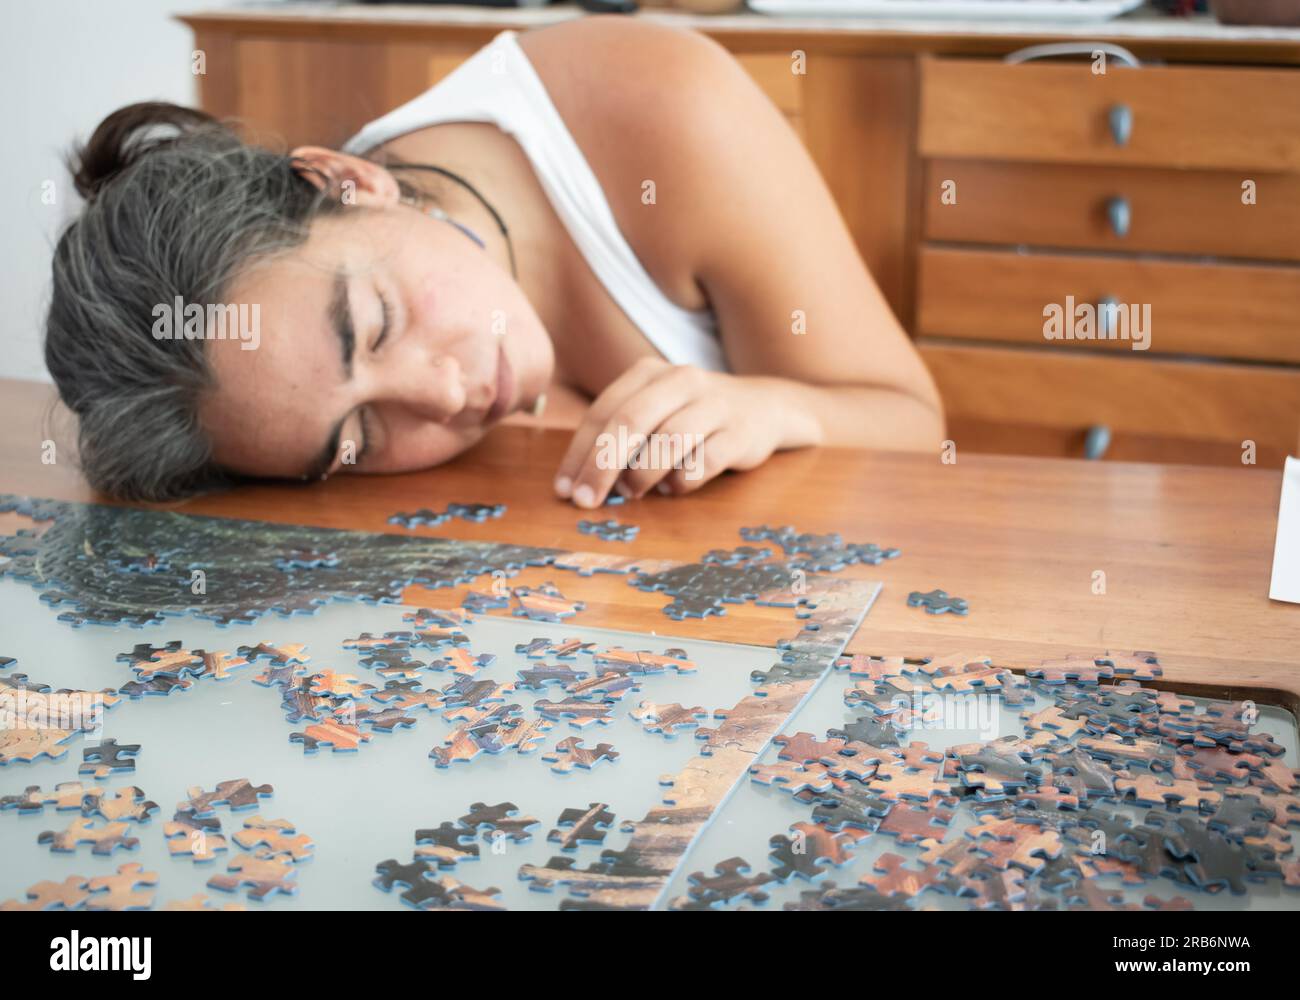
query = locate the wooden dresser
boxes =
[181,3,1300,468]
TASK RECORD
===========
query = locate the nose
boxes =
[383,351,468,423]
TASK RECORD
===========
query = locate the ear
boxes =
[289,146,401,207]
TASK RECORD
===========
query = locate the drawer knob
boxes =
[1107,197,1130,238]
[1084,425,1112,460]
[1108,104,1133,147]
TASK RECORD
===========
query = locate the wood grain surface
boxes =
[2,378,1297,712]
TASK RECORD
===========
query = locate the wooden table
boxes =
[3,377,1296,713]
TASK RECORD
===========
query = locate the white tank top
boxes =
[343,30,727,373]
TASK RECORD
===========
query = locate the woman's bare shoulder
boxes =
[516,16,763,311]
[516,14,731,89]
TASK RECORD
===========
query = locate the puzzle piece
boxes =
[290,720,372,753]
[876,800,957,845]
[82,786,158,823]
[783,880,915,912]
[629,701,708,737]
[425,876,507,911]
[542,736,619,774]
[907,589,969,615]
[78,739,140,778]
[307,670,376,700]
[750,760,836,795]
[343,630,415,652]
[491,715,555,756]
[251,661,309,689]
[1115,774,1222,812]
[178,779,274,816]
[208,848,298,900]
[164,814,228,862]
[237,642,310,665]
[86,862,157,911]
[548,803,616,850]
[592,646,696,674]
[868,761,957,804]
[0,674,122,729]
[517,662,588,690]
[118,675,195,699]
[1,780,103,814]
[39,817,139,856]
[440,675,516,715]
[429,724,505,768]
[387,508,450,529]
[0,727,77,766]
[701,545,771,566]
[0,874,91,911]
[512,583,585,622]
[774,731,849,764]
[860,852,953,899]
[686,857,776,907]
[663,594,725,620]
[232,815,315,860]
[1028,653,1117,686]
[534,697,616,729]
[277,677,340,724]
[957,740,1044,797]
[578,518,639,543]
[767,827,845,882]
[462,589,511,614]
[457,801,540,844]
[191,650,252,682]
[372,680,445,713]
[375,857,437,896]
[346,704,418,733]
[413,823,480,867]
[162,894,247,911]
[356,645,427,678]
[118,644,204,680]
[564,670,639,702]
[446,501,506,522]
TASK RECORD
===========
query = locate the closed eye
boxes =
[374,291,392,351]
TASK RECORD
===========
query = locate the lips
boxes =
[486,345,515,423]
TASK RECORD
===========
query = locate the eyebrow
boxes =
[330,268,355,379]
[301,270,354,480]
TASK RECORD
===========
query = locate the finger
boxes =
[567,366,707,508]
[619,399,726,499]
[554,358,667,498]
[660,428,736,496]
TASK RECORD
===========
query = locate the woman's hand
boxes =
[553,358,819,508]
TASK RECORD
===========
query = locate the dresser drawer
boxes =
[922,160,1300,261]
[917,247,1300,364]
[919,58,1300,172]
[919,342,1300,457]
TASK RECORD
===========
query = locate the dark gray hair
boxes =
[45,102,346,501]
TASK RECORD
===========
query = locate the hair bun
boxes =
[70,102,222,201]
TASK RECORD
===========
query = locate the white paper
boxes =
[1269,456,1300,604]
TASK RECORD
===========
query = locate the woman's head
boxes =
[46,102,554,500]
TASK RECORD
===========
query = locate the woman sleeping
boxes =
[45,16,942,507]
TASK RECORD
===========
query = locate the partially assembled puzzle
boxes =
[0,493,1296,910]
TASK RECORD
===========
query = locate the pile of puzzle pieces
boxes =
[723,650,1300,910]
[232,608,699,773]
[1,770,313,909]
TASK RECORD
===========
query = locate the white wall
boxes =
[0,0,276,383]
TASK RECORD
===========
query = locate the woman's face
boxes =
[201,203,554,481]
